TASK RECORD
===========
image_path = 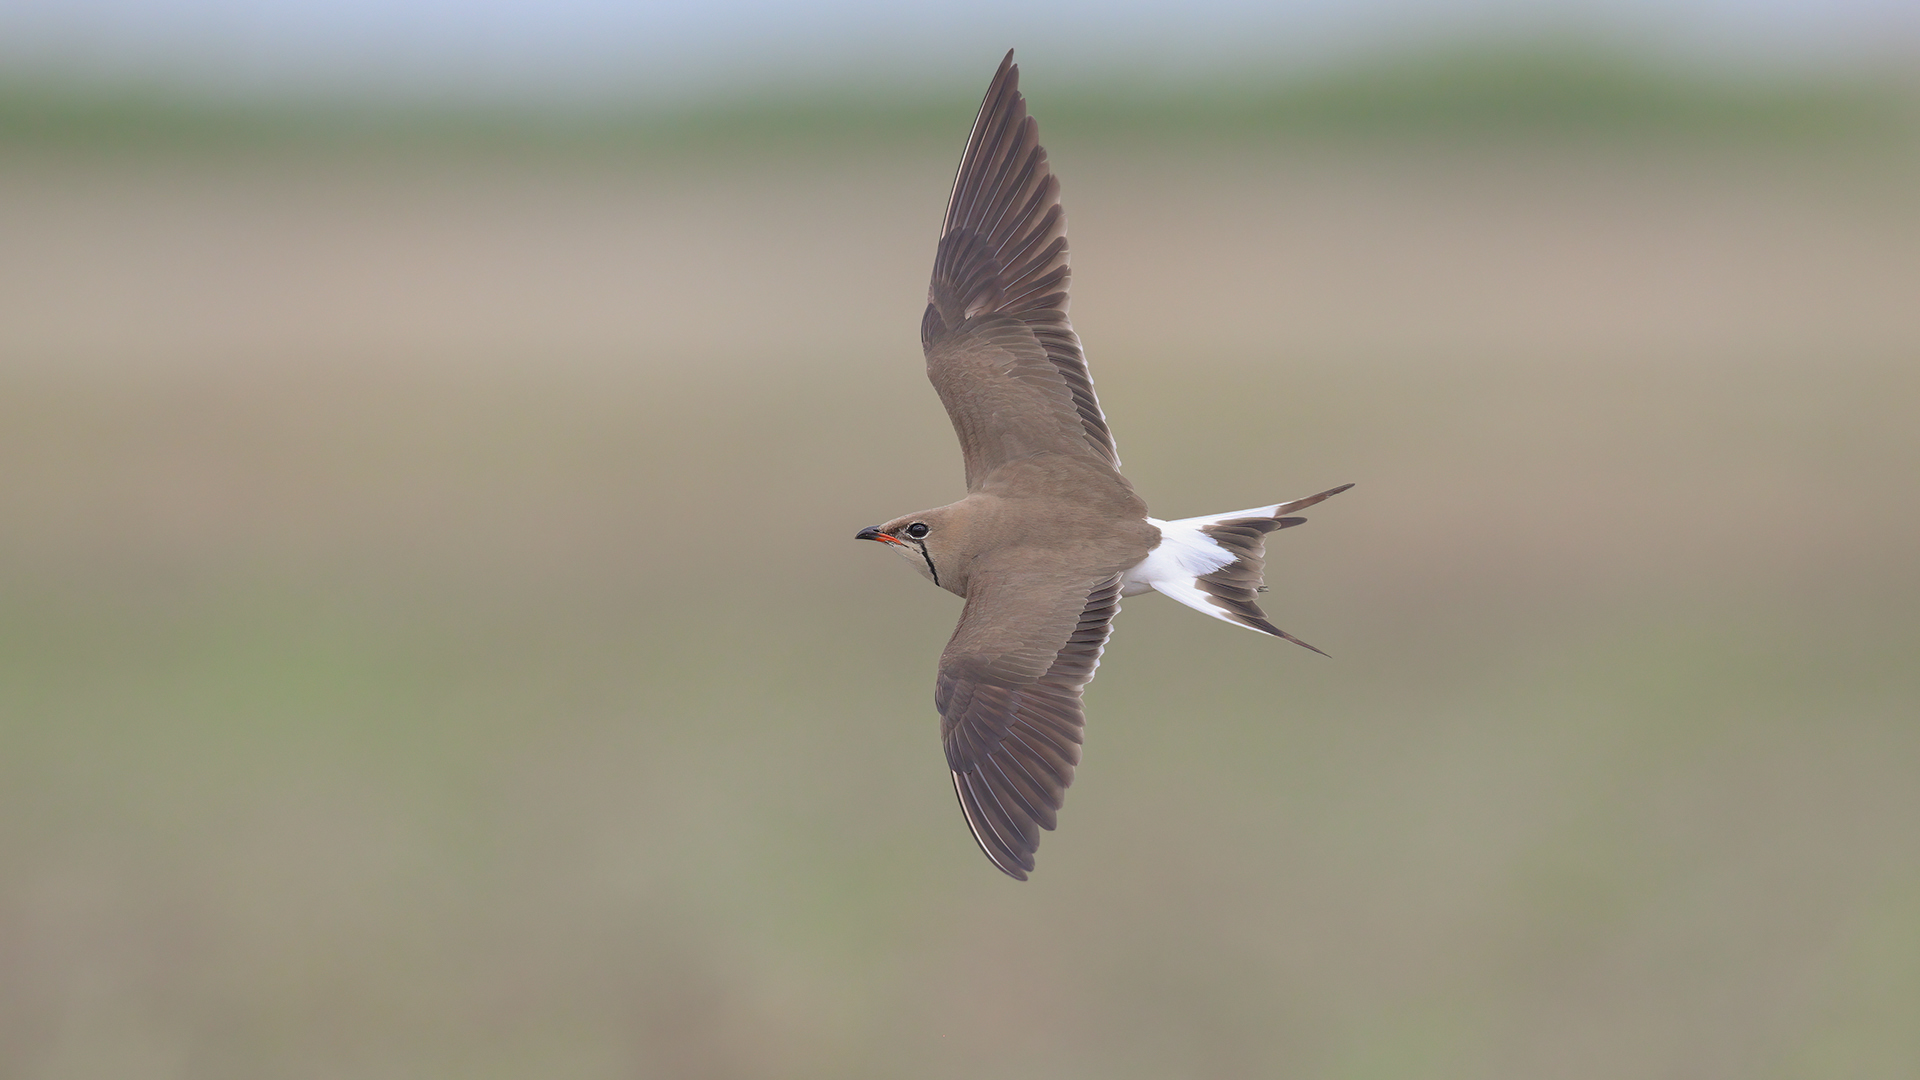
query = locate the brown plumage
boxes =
[857,51,1350,880]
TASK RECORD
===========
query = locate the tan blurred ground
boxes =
[2,133,1917,1079]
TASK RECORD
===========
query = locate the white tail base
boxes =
[1122,505,1289,630]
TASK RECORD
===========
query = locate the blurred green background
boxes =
[3,7,1919,1078]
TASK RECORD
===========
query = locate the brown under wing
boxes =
[936,569,1124,880]
[922,50,1119,490]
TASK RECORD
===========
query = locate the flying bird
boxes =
[857,51,1350,880]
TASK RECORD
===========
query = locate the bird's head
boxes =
[855,507,963,591]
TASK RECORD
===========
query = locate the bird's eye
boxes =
[905,522,930,539]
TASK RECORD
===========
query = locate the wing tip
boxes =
[952,770,1037,881]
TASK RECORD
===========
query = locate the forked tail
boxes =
[1124,484,1353,654]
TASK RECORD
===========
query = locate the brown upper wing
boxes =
[936,567,1123,880]
[922,51,1120,491]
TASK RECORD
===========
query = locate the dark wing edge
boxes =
[922,50,1120,471]
[936,573,1124,880]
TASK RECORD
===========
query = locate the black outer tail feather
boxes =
[1194,484,1353,656]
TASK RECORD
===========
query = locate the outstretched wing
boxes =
[922,50,1120,491]
[936,568,1123,880]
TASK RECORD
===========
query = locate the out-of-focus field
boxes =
[3,104,1918,1077]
